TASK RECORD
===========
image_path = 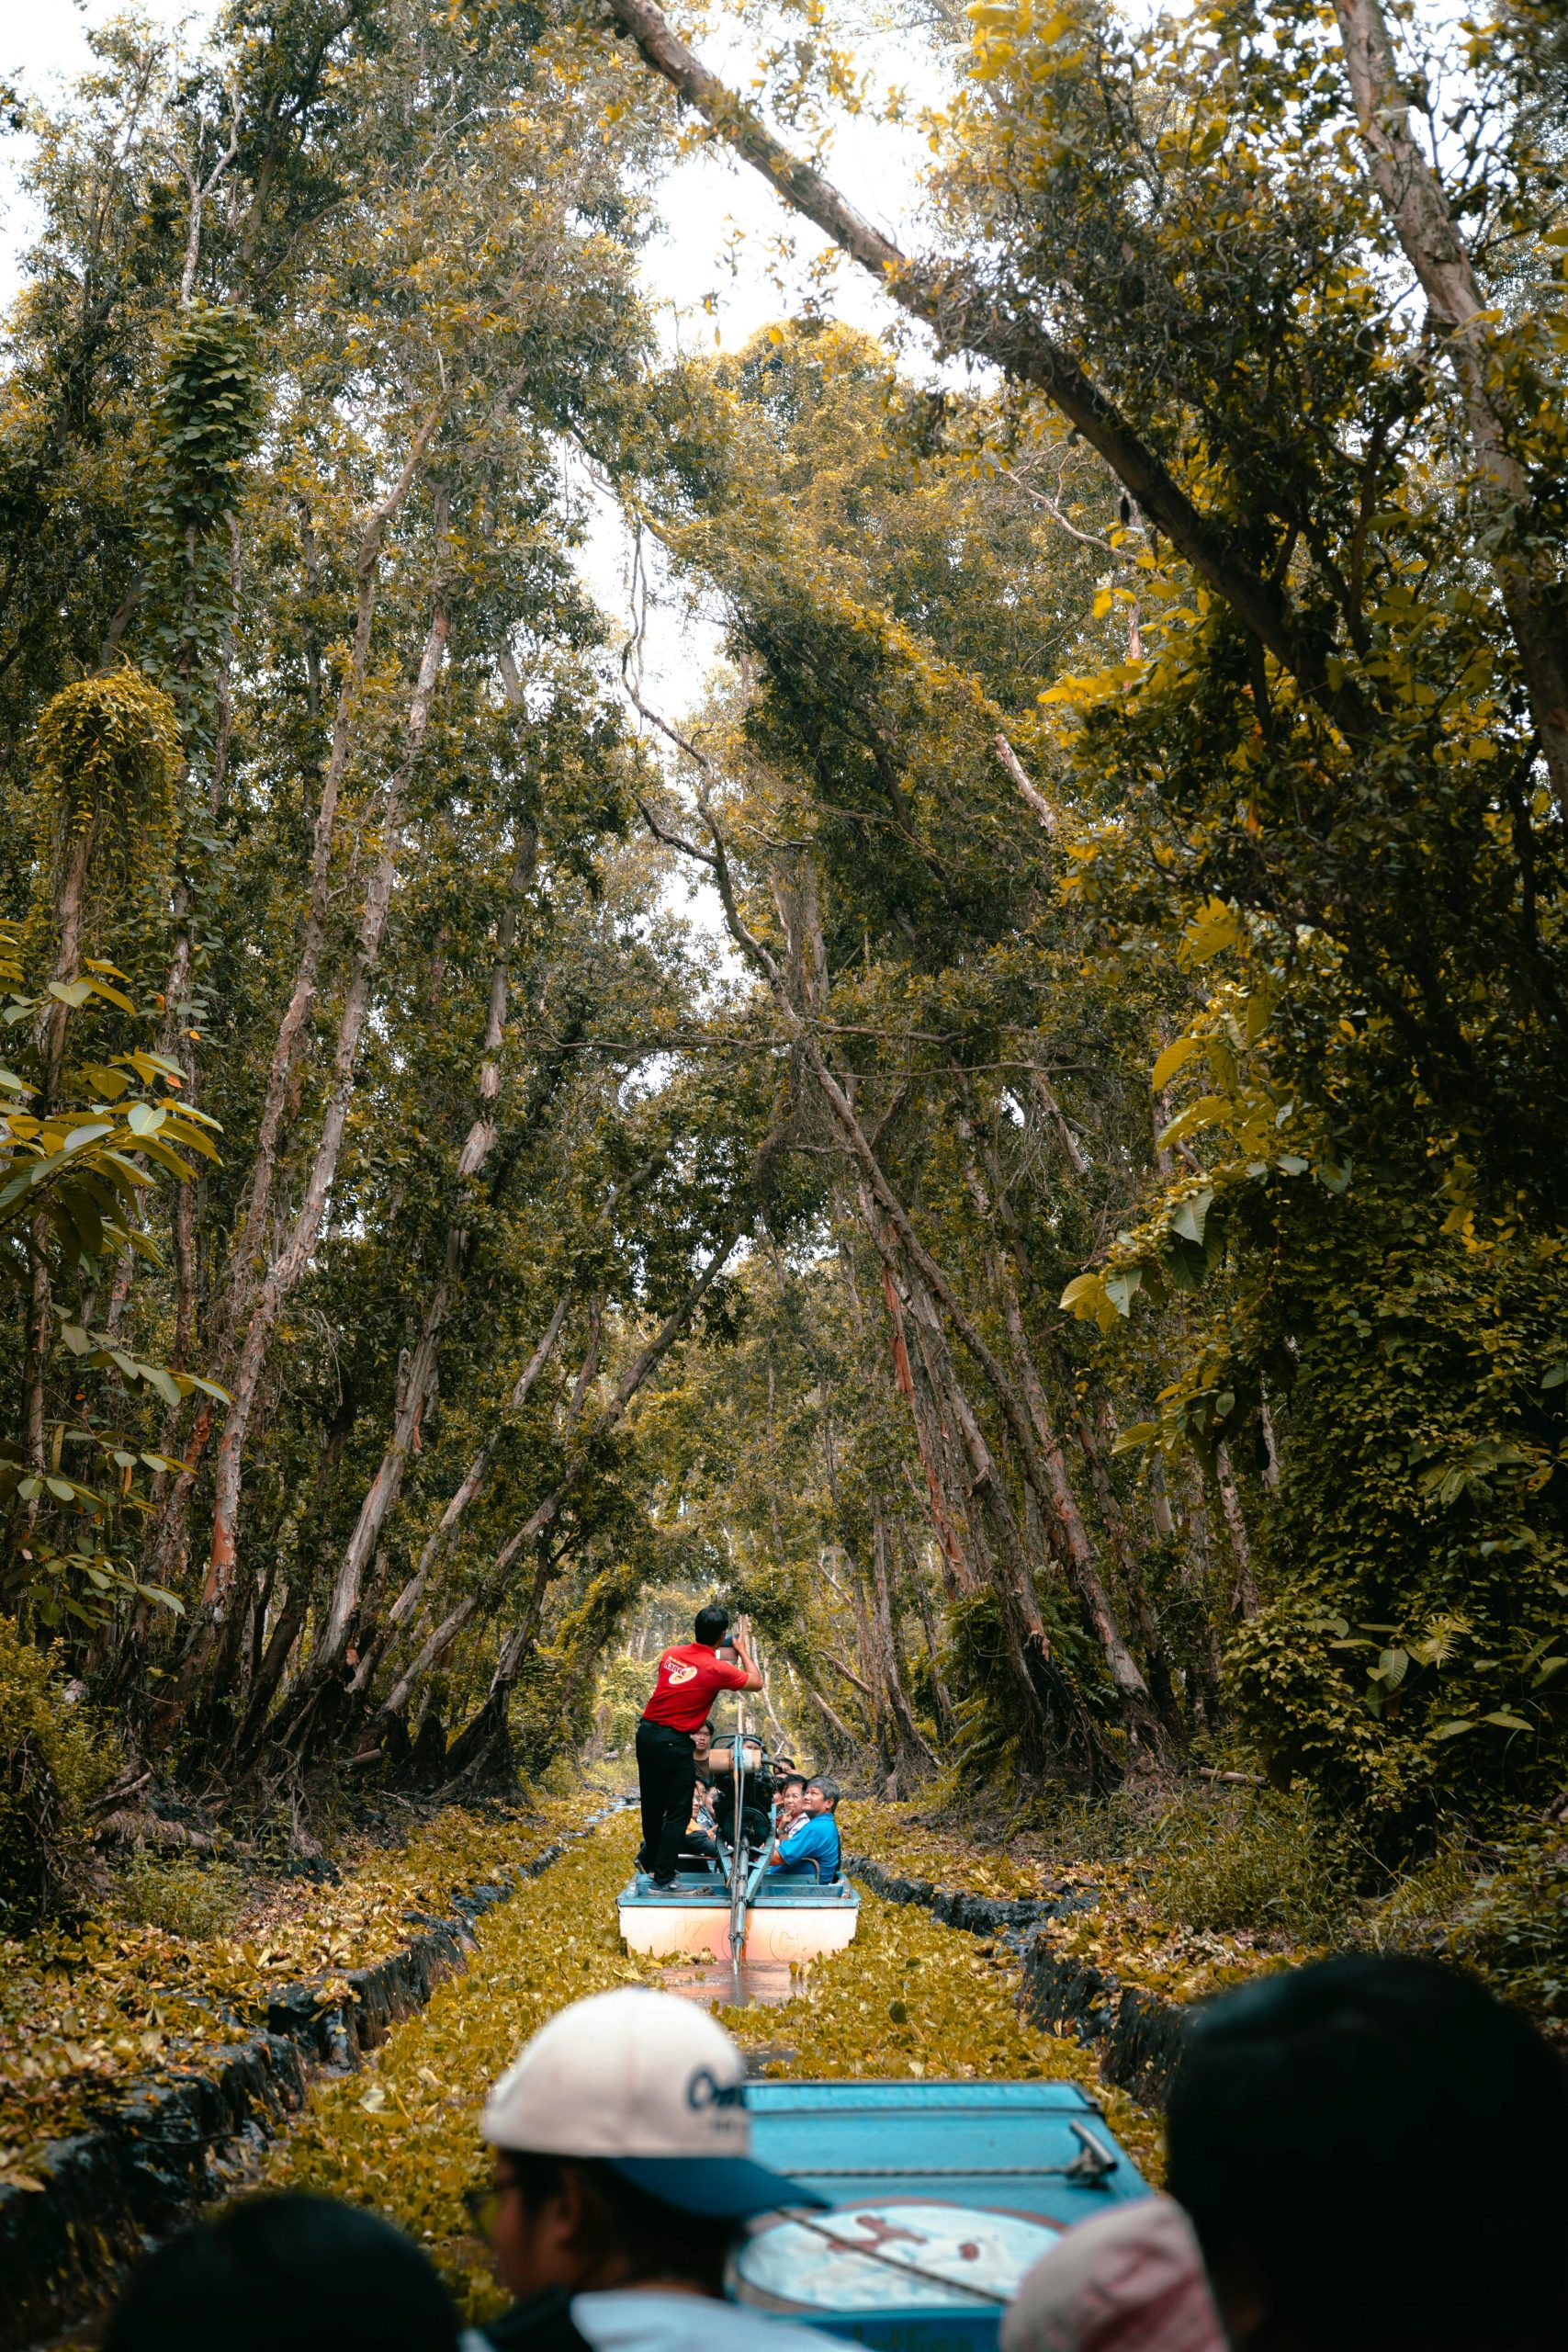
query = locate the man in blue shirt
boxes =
[768,1776,840,1882]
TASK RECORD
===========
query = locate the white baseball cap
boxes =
[479,1985,827,2220]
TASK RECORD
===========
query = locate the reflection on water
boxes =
[660,1955,811,2010]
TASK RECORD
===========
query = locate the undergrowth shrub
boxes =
[111,1850,244,1939]
[0,1613,115,1930]
[1441,1824,1568,2020]
[1143,1787,1346,1939]
[1364,1837,1477,1949]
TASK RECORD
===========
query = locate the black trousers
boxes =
[636,1718,696,1882]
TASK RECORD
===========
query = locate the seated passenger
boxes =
[1002,2197,1224,2352]
[769,1775,840,1881]
[105,2192,459,2352]
[774,1771,807,1831]
[475,1985,849,2352]
[676,1724,719,1866]
[1166,1953,1568,2352]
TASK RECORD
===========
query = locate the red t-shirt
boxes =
[642,1642,747,1734]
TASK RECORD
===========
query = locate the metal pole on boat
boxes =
[728,1703,747,1965]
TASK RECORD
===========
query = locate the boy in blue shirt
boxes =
[768,1776,840,1882]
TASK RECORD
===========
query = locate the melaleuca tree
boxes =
[604,0,1568,1841]
[619,322,1222,1787]
[0,0,792,1781]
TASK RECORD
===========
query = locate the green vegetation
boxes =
[110,1851,245,1941]
[0,0,1563,2037]
[0,1615,117,1933]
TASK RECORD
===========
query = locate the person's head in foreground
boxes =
[776,1771,807,1821]
[694,1602,729,1648]
[1001,2196,1224,2352]
[803,1775,839,1814]
[106,2191,458,2352]
[479,1985,826,2304]
[1165,1952,1568,2352]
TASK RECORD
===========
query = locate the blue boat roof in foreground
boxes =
[734,2079,1149,2352]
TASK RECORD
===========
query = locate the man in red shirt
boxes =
[637,1605,761,1887]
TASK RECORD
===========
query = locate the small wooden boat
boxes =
[617,1859,861,1963]
[620,1713,859,1964]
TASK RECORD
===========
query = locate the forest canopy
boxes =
[1,0,1564,1913]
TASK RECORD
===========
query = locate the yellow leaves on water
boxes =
[265,1818,664,2318]
[265,1812,1161,2319]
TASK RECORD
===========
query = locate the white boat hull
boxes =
[618,1879,860,1963]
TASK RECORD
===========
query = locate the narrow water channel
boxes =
[261,1812,1158,2322]
[660,1956,803,2007]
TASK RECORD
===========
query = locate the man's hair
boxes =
[807,1775,840,1810]
[694,1603,729,1645]
[1166,1953,1568,2352]
[500,2153,739,2294]
[106,2193,457,2352]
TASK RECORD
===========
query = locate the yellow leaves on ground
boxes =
[0,1795,602,2177]
[840,1798,1288,2031]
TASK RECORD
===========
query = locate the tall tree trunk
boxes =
[191,591,450,1679]
[1332,0,1568,809]
[884,1243,1073,1777]
[370,1195,764,1727]
[352,1151,664,1699]
[869,1514,939,1772]
[352,1289,571,1699]
[151,424,443,1594]
[716,839,1134,1739]
[284,824,537,1727]
[1213,1442,1261,1620]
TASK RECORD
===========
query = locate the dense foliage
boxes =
[1,0,1563,1917]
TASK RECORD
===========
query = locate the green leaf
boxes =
[61,1121,113,1155]
[1168,1189,1214,1247]
[1482,1711,1533,1732]
[1111,1420,1157,1455]
[1059,1273,1104,1314]
[1150,1036,1199,1091]
[1178,898,1240,966]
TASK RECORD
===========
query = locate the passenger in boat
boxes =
[1165,1953,1568,2352]
[774,1771,807,1830]
[676,1723,721,1868]
[105,2191,459,2352]
[1002,2197,1224,2352]
[475,1984,851,2352]
[636,1607,761,1890]
[768,1775,840,1881]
